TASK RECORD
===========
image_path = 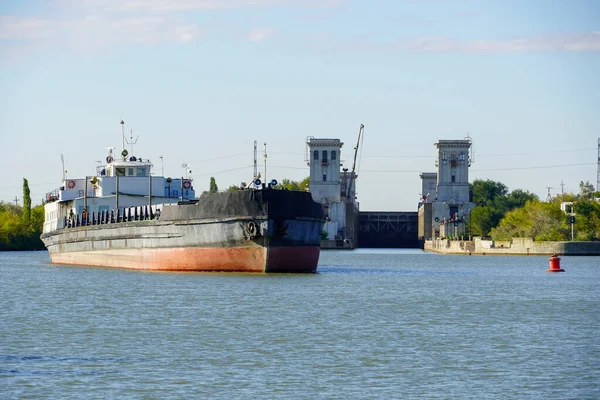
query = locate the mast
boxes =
[120,120,125,152]
[61,154,65,182]
[254,140,258,178]
[263,142,267,182]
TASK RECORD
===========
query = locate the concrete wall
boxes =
[424,237,600,255]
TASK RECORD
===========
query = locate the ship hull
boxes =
[41,190,325,273]
[47,245,320,273]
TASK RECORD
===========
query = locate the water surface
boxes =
[1,250,598,399]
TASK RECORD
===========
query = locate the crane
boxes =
[345,124,364,201]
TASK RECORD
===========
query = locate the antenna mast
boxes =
[61,154,65,181]
[263,142,267,181]
[126,128,139,156]
[254,140,258,177]
[120,120,125,152]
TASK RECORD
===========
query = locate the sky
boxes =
[1,0,599,211]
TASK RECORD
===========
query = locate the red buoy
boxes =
[547,254,565,272]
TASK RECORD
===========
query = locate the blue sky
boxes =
[1,0,599,211]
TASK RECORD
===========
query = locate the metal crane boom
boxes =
[346,124,364,200]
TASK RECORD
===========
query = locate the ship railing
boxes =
[64,204,164,229]
[44,188,61,204]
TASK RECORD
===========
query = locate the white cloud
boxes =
[246,28,277,42]
[54,0,293,12]
[317,32,600,53]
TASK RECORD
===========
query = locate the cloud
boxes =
[404,32,600,52]
[1,0,346,65]
[245,28,277,42]
[0,14,203,46]
[55,0,297,13]
[314,32,600,53]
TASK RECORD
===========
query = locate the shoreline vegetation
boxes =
[1,179,45,251]
[2,177,599,251]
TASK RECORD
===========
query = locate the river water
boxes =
[1,249,598,399]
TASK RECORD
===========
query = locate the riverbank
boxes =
[424,237,600,256]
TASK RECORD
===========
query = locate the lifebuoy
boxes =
[183,180,191,189]
[67,180,76,189]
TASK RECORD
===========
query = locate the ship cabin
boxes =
[43,149,196,234]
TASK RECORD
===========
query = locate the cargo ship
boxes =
[41,122,325,273]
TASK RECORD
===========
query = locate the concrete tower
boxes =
[435,139,471,203]
[418,138,475,242]
[306,138,343,205]
[419,172,437,204]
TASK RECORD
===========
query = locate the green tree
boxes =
[572,197,600,240]
[209,177,218,193]
[470,206,502,237]
[470,179,509,236]
[490,200,568,241]
[578,181,597,200]
[279,177,310,191]
[0,201,45,251]
[506,189,538,210]
[471,179,508,208]
[23,178,31,222]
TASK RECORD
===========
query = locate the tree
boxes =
[578,181,597,200]
[572,197,600,240]
[279,177,310,191]
[506,189,538,210]
[23,178,31,222]
[469,179,509,236]
[209,177,218,193]
[0,201,45,251]
[470,206,503,237]
[490,200,568,241]
[471,179,508,208]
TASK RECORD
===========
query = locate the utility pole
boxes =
[560,181,565,199]
[159,156,164,176]
[13,196,19,206]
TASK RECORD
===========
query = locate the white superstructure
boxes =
[43,121,196,233]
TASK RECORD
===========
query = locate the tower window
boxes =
[313,150,319,160]
[322,151,328,163]
[451,175,456,183]
[331,151,336,160]
[323,174,327,182]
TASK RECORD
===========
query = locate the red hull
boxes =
[49,246,320,273]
